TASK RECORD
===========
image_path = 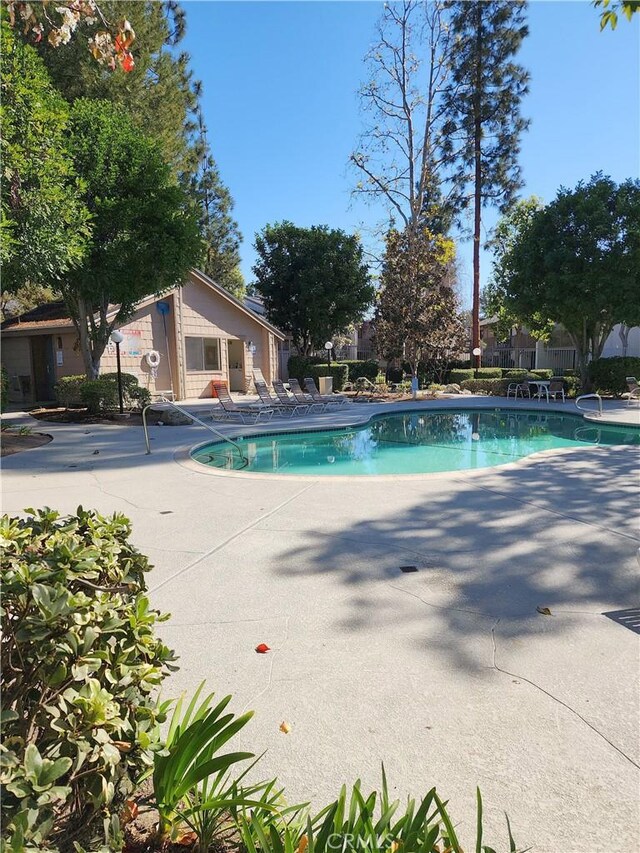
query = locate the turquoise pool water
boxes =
[191,409,639,475]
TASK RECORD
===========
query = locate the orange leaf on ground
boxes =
[255,643,270,653]
[279,721,291,734]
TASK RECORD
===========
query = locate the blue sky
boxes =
[181,1,640,307]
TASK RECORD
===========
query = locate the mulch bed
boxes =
[1,431,53,456]
[28,407,162,427]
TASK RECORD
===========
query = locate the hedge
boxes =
[1,365,9,410]
[55,373,150,412]
[339,359,379,381]
[449,367,503,383]
[588,356,640,397]
[287,356,349,391]
[460,378,512,395]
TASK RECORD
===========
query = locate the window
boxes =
[185,337,221,371]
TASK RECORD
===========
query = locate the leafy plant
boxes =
[150,681,255,840]
[79,377,119,413]
[238,769,522,853]
[588,356,640,397]
[1,365,8,410]
[0,507,176,849]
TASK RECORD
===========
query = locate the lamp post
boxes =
[472,346,482,380]
[110,330,125,414]
[324,340,333,371]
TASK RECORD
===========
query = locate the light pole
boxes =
[324,340,333,371]
[472,346,482,380]
[110,330,125,414]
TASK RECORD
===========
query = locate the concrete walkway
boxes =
[2,398,639,852]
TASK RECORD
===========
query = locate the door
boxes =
[227,339,245,391]
[31,335,56,401]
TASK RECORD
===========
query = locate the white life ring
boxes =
[145,350,161,368]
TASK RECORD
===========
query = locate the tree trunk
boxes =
[471,3,483,374]
[76,296,109,379]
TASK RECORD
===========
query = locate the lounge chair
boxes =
[274,379,324,413]
[303,377,349,407]
[253,377,308,417]
[626,376,640,407]
[211,380,273,424]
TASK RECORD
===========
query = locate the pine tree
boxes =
[442,0,530,369]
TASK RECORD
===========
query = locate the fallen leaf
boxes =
[176,830,198,846]
[121,799,138,824]
[391,842,401,853]
[297,835,308,853]
[255,643,270,654]
[536,606,552,616]
[279,721,291,734]
[113,740,132,752]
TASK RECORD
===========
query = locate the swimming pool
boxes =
[191,408,639,475]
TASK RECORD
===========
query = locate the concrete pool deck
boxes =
[2,396,639,852]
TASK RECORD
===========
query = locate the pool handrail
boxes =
[575,393,603,418]
[142,398,248,466]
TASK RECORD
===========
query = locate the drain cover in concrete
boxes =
[602,608,640,634]
[400,565,419,573]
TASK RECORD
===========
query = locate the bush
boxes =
[530,368,554,379]
[588,356,640,397]
[449,367,503,383]
[287,356,349,391]
[460,378,512,395]
[101,373,151,410]
[54,374,86,407]
[1,365,8,410]
[0,508,176,849]
[56,373,150,413]
[340,359,379,382]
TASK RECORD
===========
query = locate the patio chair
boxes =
[625,376,640,407]
[547,379,565,402]
[506,378,530,399]
[253,376,308,417]
[303,377,349,407]
[211,379,273,424]
[286,378,327,413]
[271,379,322,414]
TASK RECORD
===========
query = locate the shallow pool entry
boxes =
[191,409,639,475]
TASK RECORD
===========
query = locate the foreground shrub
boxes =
[588,356,640,397]
[101,373,151,410]
[340,359,380,382]
[238,770,518,853]
[288,357,349,391]
[0,507,176,850]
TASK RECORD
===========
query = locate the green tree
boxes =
[374,228,466,391]
[253,222,374,356]
[442,0,530,368]
[0,25,90,293]
[62,99,202,378]
[489,174,640,387]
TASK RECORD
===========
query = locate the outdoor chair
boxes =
[506,378,530,399]
[303,377,349,407]
[211,379,273,424]
[282,379,326,413]
[253,376,308,417]
[272,380,323,413]
[547,380,566,402]
[625,376,640,407]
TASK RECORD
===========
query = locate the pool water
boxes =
[192,409,639,476]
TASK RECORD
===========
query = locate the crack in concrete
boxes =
[388,582,488,617]
[149,482,317,593]
[490,620,640,771]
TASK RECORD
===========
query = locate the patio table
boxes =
[528,379,551,402]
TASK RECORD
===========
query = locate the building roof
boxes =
[1,270,285,340]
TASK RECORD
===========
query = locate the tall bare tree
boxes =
[351,0,457,242]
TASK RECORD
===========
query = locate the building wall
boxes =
[53,333,85,379]
[179,277,275,397]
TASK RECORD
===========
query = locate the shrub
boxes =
[460,378,512,395]
[287,356,349,391]
[101,372,151,410]
[80,378,118,413]
[503,369,528,379]
[588,356,640,397]
[0,508,176,849]
[1,365,8,410]
[449,367,502,383]
[530,368,554,379]
[54,374,86,407]
[340,360,379,382]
